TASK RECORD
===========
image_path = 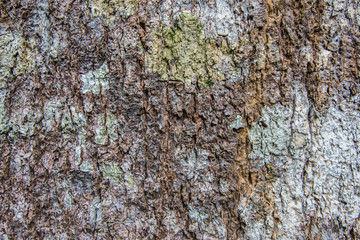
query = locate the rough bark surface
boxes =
[0,0,359,239]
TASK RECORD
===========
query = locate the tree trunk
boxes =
[0,0,359,239]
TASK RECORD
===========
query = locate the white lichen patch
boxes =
[219,178,230,195]
[188,204,227,239]
[249,84,311,164]
[0,232,9,240]
[89,196,102,228]
[249,103,292,165]
[164,210,182,234]
[244,82,360,239]
[188,204,209,222]
[180,148,210,181]
[214,0,237,45]
[229,114,244,130]
[81,61,109,94]
[64,189,73,209]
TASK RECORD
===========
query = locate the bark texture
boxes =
[0,0,360,239]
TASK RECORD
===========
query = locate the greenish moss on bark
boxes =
[145,12,233,87]
[125,173,137,187]
[89,0,138,20]
[101,162,122,185]
[0,30,38,88]
[95,113,120,145]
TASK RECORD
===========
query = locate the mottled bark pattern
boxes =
[0,0,359,239]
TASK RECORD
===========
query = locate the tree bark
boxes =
[0,0,359,239]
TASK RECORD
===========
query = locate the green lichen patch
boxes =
[75,146,94,173]
[0,90,9,135]
[81,61,109,94]
[44,101,86,136]
[100,161,122,185]
[89,0,138,20]
[145,12,232,87]
[61,114,74,134]
[61,107,86,136]
[95,113,120,145]
[6,108,41,141]
[95,114,108,145]
[106,113,120,142]
[42,101,63,132]
[0,90,41,141]
[125,173,137,187]
[80,161,94,173]
[0,31,21,86]
[0,30,37,86]
[60,108,89,172]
